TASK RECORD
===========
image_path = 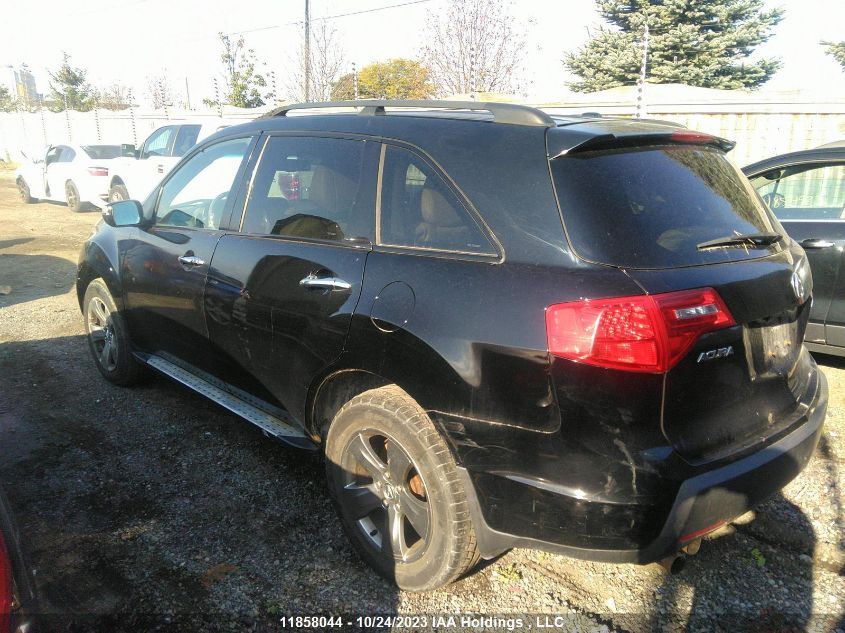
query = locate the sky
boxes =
[1,0,844,107]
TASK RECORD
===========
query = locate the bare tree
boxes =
[286,19,346,102]
[146,74,175,109]
[98,82,132,110]
[421,0,526,96]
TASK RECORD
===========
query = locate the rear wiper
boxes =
[696,232,783,250]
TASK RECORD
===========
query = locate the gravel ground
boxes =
[0,168,843,632]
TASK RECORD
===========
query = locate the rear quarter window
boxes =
[551,145,780,269]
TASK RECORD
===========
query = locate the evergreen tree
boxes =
[565,0,784,92]
[48,52,96,111]
[823,41,845,72]
[0,85,13,112]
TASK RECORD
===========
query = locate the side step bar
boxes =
[142,354,315,450]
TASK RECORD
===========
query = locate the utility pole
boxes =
[185,76,191,110]
[352,62,358,99]
[304,0,311,102]
[635,21,649,119]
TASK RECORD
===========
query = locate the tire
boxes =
[16,178,34,203]
[325,385,478,591]
[65,180,84,212]
[83,279,147,386]
[108,183,129,202]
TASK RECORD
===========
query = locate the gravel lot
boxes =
[0,167,843,632]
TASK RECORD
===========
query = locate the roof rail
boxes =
[259,100,556,127]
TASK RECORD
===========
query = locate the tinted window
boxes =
[142,126,174,158]
[551,146,779,269]
[379,146,494,254]
[57,147,76,162]
[156,137,250,230]
[749,163,845,220]
[241,136,374,242]
[82,145,122,160]
[173,125,202,157]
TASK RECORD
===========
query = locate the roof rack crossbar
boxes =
[260,100,556,127]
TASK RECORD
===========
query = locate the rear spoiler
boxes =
[550,130,735,158]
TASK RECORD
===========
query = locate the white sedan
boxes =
[15,144,123,212]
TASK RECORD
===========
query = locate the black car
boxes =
[0,489,37,632]
[77,100,827,591]
[744,143,845,356]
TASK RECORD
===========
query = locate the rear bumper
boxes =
[461,371,827,563]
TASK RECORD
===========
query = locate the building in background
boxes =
[2,64,39,105]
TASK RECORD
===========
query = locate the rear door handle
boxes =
[299,275,351,291]
[800,238,835,249]
[178,255,205,267]
[157,164,164,174]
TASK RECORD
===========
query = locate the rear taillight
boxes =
[87,167,109,177]
[546,287,735,373]
[0,530,12,630]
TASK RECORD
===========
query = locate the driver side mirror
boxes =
[121,143,138,158]
[102,200,143,227]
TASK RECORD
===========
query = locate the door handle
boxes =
[299,274,352,291]
[800,238,835,249]
[178,255,205,267]
[157,164,164,174]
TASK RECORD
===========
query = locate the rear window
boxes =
[551,146,780,269]
[82,145,121,159]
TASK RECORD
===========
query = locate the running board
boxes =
[142,354,315,450]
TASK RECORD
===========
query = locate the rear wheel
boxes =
[325,385,478,591]
[108,183,129,202]
[17,178,34,203]
[65,180,83,212]
[83,279,147,386]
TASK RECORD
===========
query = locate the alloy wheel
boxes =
[87,296,118,371]
[339,430,432,563]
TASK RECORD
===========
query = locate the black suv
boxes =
[77,101,827,591]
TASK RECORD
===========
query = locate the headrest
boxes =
[309,164,357,212]
[421,187,462,227]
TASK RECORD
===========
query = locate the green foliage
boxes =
[0,85,13,112]
[48,52,96,111]
[211,32,268,108]
[565,0,784,92]
[750,547,766,567]
[823,41,845,72]
[331,59,434,100]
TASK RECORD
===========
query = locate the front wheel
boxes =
[325,386,478,591]
[83,279,147,386]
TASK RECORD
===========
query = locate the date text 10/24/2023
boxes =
[276,615,592,630]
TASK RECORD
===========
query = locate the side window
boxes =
[379,146,494,254]
[172,125,201,157]
[141,126,174,159]
[155,137,251,230]
[57,147,76,162]
[240,136,374,242]
[45,147,61,166]
[751,163,845,220]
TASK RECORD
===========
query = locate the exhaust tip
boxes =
[658,554,686,575]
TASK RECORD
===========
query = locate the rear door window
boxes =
[749,163,845,220]
[551,145,779,269]
[172,125,202,157]
[379,145,495,254]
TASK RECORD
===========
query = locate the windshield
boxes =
[82,145,122,159]
[551,145,780,269]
